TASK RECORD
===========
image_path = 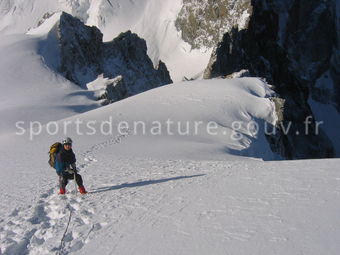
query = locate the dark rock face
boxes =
[100,31,172,97]
[59,12,103,86]
[204,0,338,159]
[56,12,172,102]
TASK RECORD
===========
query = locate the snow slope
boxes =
[14,78,278,160]
[1,76,340,254]
[2,3,340,254]
[0,0,59,34]
[0,75,277,217]
[93,0,213,81]
[0,33,100,135]
[1,137,340,254]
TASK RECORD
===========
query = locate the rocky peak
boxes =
[58,12,103,86]
[100,30,173,97]
[45,12,172,103]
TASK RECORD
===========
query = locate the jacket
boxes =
[54,147,76,174]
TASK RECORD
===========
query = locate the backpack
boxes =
[48,142,62,168]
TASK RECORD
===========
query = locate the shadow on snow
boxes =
[89,174,206,194]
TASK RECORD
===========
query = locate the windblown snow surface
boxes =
[1,2,340,255]
[1,42,340,253]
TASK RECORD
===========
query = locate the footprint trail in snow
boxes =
[0,130,131,255]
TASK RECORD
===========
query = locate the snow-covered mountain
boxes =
[0,33,100,135]
[0,0,253,82]
[0,0,204,81]
[2,76,340,255]
[29,11,172,103]
[1,1,340,254]
[0,0,256,135]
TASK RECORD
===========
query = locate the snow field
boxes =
[0,2,339,254]
[1,149,340,254]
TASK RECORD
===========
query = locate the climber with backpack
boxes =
[48,137,87,195]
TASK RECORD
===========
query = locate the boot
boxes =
[78,186,87,194]
[59,187,66,195]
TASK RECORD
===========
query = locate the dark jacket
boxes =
[54,147,76,174]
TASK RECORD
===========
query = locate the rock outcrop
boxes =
[204,0,338,159]
[175,0,252,49]
[49,12,172,103]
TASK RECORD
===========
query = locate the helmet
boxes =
[62,137,73,145]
